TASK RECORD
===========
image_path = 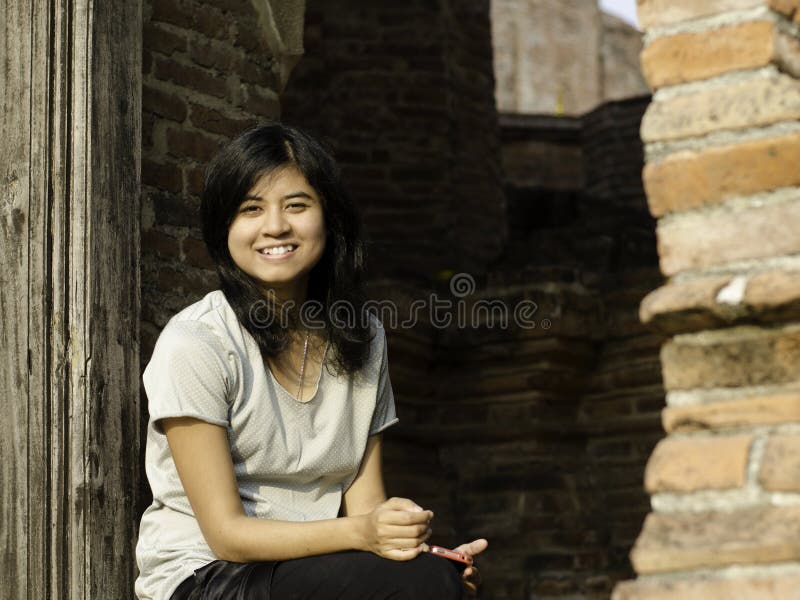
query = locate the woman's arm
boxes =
[340,434,390,516]
[163,417,432,563]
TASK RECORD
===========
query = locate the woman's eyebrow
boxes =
[243,191,315,201]
[283,191,315,201]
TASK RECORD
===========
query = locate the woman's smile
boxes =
[227,166,327,302]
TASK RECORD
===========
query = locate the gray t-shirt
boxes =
[134,290,398,600]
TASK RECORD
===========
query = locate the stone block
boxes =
[640,21,800,89]
[166,127,221,163]
[663,392,800,432]
[640,276,733,332]
[745,269,800,319]
[644,434,752,492]
[656,198,800,276]
[642,73,800,142]
[641,270,800,332]
[613,574,800,599]
[637,0,800,29]
[644,132,800,217]
[630,505,800,573]
[660,325,800,390]
[759,434,800,491]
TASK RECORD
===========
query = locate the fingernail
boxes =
[413,505,423,512]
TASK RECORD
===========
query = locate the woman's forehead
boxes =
[247,165,317,198]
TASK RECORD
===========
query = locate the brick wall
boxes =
[615,1,800,597]
[139,0,292,512]
[282,0,506,281]
[140,0,297,350]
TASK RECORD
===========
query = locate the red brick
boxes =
[151,191,200,229]
[166,127,221,163]
[614,574,800,599]
[656,199,800,276]
[142,84,187,123]
[639,276,733,332]
[759,434,800,491]
[640,270,800,333]
[663,392,800,432]
[640,21,791,89]
[631,505,800,573]
[153,56,227,99]
[188,40,238,71]
[644,132,800,217]
[235,21,269,53]
[242,85,281,119]
[637,0,799,29]
[142,158,182,193]
[644,435,752,492]
[142,229,180,260]
[185,166,205,196]
[660,325,800,390]
[745,269,800,320]
[182,236,215,269]
[150,0,193,29]
[189,104,256,138]
[193,5,230,40]
[143,23,187,56]
[641,73,800,143]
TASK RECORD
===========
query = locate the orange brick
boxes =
[759,434,800,491]
[641,73,800,143]
[660,326,800,390]
[630,505,800,573]
[613,574,800,599]
[639,276,733,332]
[644,434,752,492]
[645,132,800,217]
[656,199,800,276]
[637,0,800,29]
[663,392,800,432]
[641,21,782,89]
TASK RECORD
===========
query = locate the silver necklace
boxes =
[296,332,310,401]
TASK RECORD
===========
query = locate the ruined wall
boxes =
[615,1,800,597]
[140,0,299,350]
[138,0,301,515]
[491,0,648,116]
[282,0,507,281]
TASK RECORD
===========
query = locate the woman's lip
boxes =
[256,247,297,261]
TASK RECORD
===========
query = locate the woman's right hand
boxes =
[357,497,433,560]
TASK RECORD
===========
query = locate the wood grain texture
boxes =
[1,1,33,597]
[1,0,141,598]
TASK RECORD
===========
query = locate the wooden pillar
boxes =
[615,0,800,597]
[1,0,141,598]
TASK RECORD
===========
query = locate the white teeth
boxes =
[260,245,295,255]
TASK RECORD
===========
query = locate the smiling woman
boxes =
[134,124,487,600]
[227,166,327,304]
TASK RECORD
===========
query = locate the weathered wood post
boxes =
[1,0,141,598]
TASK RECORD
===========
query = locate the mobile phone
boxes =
[429,545,473,571]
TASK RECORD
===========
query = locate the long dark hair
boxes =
[201,123,373,376]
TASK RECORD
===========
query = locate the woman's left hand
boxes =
[453,538,488,594]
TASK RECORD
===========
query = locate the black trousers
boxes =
[171,550,464,600]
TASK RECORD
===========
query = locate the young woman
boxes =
[135,124,487,599]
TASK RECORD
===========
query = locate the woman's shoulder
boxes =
[155,290,239,354]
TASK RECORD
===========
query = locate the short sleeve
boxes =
[142,319,233,432]
[369,326,399,435]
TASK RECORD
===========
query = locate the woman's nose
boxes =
[260,207,290,236]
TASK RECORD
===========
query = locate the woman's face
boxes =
[227,165,327,303]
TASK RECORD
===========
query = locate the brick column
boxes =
[615,1,800,597]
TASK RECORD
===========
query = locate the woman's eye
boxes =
[287,203,307,210]
[241,205,260,213]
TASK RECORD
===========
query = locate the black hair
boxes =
[201,123,373,376]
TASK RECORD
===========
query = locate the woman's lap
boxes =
[172,551,463,600]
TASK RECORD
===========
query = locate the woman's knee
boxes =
[401,552,463,600]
